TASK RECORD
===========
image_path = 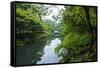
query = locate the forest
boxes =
[15,3,97,65]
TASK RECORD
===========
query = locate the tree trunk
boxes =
[82,7,93,49]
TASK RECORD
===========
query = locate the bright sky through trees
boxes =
[42,5,65,23]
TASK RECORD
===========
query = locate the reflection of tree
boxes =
[16,32,60,65]
[16,33,47,65]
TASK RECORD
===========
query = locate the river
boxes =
[37,38,61,64]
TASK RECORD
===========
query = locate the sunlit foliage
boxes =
[55,6,97,62]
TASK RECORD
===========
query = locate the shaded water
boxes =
[37,38,61,64]
[16,32,62,65]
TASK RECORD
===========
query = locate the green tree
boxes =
[55,6,97,63]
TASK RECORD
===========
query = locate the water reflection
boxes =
[16,34,47,65]
[16,31,62,65]
[37,38,61,64]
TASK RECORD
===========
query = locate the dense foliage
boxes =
[55,6,97,62]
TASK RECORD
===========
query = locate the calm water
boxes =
[37,38,61,64]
